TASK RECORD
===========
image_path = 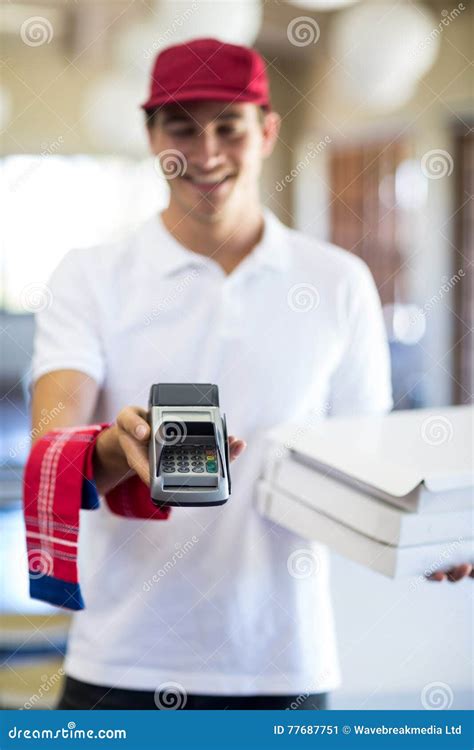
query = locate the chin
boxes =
[173,181,241,222]
[174,187,236,221]
[189,203,228,223]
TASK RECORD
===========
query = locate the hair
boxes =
[144,104,268,129]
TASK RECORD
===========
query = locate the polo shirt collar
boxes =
[143,208,291,279]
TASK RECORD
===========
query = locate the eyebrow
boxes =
[162,111,244,125]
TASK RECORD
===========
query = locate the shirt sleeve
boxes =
[30,248,106,388]
[329,260,393,417]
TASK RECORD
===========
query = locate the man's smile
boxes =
[181,173,236,193]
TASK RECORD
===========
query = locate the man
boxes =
[30,38,471,711]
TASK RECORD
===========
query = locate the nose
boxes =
[189,128,225,171]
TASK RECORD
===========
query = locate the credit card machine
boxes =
[148,383,231,508]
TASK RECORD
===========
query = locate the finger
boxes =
[228,436,245,449]
[229,438,246,462]
[427,571,446,582]
[229,444,244,461]
[447,564,472,582]
[120,432,150,486]
[117,406,150,441]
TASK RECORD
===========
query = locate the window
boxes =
[1,155,168,312]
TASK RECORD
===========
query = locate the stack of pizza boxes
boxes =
[257,407,473,578]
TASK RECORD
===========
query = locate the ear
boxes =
[261,111,281,159]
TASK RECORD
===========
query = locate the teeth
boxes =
[190,177,229,185]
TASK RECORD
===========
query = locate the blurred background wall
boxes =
[1,0,472,710]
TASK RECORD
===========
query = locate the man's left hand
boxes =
[427,564,473,582]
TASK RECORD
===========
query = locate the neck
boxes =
[160,201,265,275]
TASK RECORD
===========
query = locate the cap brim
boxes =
[141,89,269,111]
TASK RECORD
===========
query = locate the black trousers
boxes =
[57,676,328,710]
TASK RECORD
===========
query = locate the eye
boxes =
[217,124,245,138]
[167,127,195,138]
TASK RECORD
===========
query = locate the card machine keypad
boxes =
[161,445,218,474]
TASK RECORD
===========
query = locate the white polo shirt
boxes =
[31,208,392,695]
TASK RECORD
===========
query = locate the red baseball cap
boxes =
[141,37,270,111]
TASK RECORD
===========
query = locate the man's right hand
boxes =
[94,405,247,494]
[31,372,246,497]
[93,406,152,494]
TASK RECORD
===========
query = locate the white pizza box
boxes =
[267,456,473,547]
[256,480,474,579]
[262,406,473,514]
